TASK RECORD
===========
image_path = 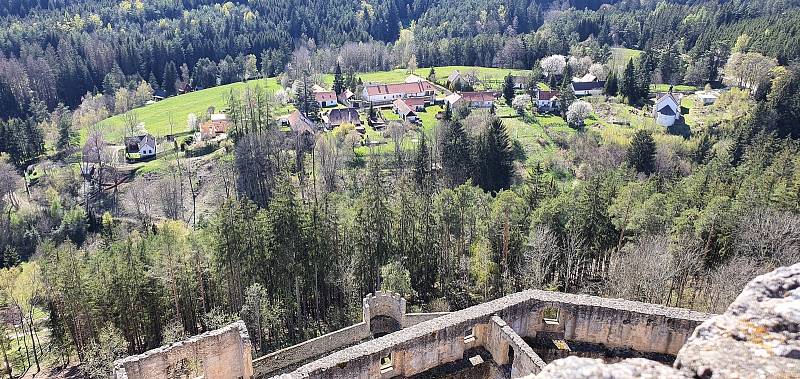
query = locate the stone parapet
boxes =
[113,321,253,379]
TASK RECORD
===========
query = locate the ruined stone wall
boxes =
[363,291,407,329]
[113,321,253,379]
[404,312,452,327]
[485,316,547,378]
[496,293,707,355]
[253,323,370,378]
[273,291,711,379]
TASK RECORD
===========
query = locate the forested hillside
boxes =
[1,0,800,378]
[1,0,799,117]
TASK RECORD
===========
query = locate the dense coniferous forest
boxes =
[0,0,800,378]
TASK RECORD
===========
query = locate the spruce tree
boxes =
[620,59,637,104]
[626,130,656,175]
[560,63,573,91]
[55,104,75,152]
[163,61,178,95]
[474,117,514,193]
[502,73,515,106]
[413,132,431,188]
[333,62,345,95]
[427,67,436,82]
[443,101,452,121]
[604,71,619,96]
[440,120,473,187]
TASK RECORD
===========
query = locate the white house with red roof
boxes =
[362,82,435,104]
[313,90,337,108]
[535,89,560,112]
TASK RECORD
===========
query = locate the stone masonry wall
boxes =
[113,321,253,379]
[272,290,710,378]
[252,323,370,378]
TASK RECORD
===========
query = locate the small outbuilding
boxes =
[653,93,681,127]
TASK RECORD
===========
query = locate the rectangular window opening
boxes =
[543,307,560,325]
[380,353,393,373]
[464,327,476,343]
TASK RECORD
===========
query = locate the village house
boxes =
[653,93,682,127]
[325,108,363,132]
[446,91,495,108]
[199,114,230,140]
[313,88,337,108]
[571,81,605,96]
[696,91,719,105]
[572,73,598,83]
[392,99,418,122]
[362,82,435,105]
[125,134,157,160]
[337,89,356,107]
[287,111,317,137]
[512,75,527,89]
[535,89,560,112]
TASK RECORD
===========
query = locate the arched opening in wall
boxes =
[370,315,401,338]
[543,307,560,325]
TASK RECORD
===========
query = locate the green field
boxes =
[90,66,534,144]
[86,78,284,144]
[608,47,642,70]
[651,84,698,93]
[321,66,532,88]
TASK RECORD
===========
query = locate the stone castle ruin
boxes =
[114,263,800,379]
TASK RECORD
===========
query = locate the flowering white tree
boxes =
[540,55,567,77]
[187,113,198,131]
[589,63,608,80]
[569,56,593,76]
[567,100,593,127]
[512,94,531,115]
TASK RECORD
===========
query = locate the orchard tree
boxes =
[566,100,593,128]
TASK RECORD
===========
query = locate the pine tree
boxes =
[474,117,514,193]
[163,61,178,96]
[502,73,515,106]
[427,67,436,82]
[561,64,573,91]
[440,121,473,187]
[620,59,637,104]
[626,130,656,175]
[604,71,619,96]
[635,60,651,102]
[443,101,453,121]
[413,132,431,189]
[55,104,75,152]
[297,73,320,121]
[333,62,345,95]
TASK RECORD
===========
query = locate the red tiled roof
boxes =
[365,82,434,96]
[393,99,415,116]
[314,91,336,102]
[288,111,316,135]
[459,91,495,102]
[200,120,230,136]
[537,90,560,101]
[403,98,427,107]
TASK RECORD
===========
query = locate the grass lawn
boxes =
[608,47,642,70]
[651,83,698,93]
[320,66,532,88]
[85,78,285,144]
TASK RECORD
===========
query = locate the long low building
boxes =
[362,81,435,105]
